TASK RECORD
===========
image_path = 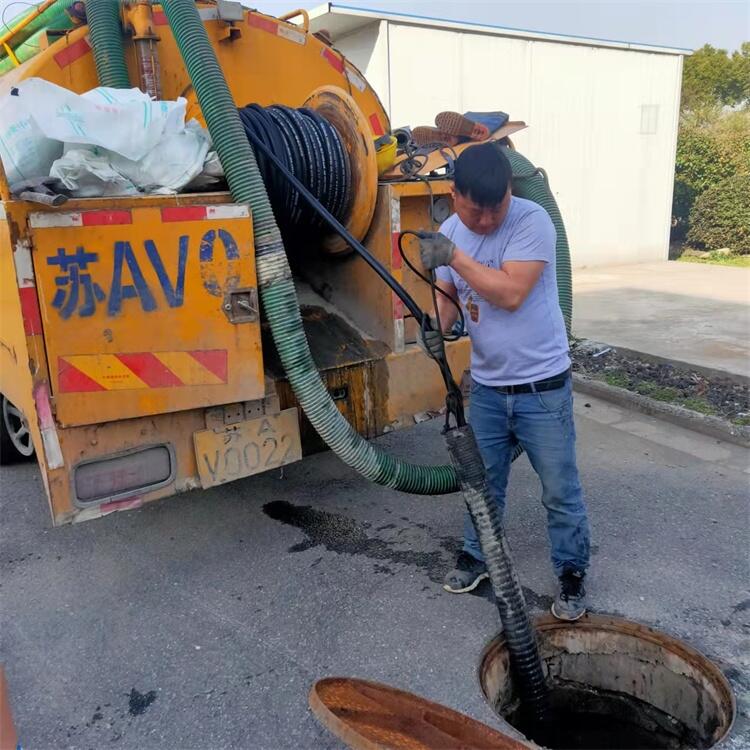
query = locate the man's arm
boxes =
[449,253,544,312]
[434,278,459,332]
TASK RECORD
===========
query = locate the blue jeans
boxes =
[464,377,590,576]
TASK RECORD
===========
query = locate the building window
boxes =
[640,104,659,134]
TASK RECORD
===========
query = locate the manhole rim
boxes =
[477,612,737,748]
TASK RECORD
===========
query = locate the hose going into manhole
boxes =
[86,0,569,722]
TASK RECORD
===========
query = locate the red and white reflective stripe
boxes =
[14,239,42,335]
[345,67,366,92]
[392,295,405,353]
[369,113,385,136]
[248,14,305,44]
[391,232,402,270]
[160,205,250,222]
[34,383,63,470]
[390,197,405,352]
[54,36,91,69]
[390,196,403,272]
[100,497,144,515]
[14,238,34,288]
[277,24,305,45]
[30,205,248,228]
[321,46,345,73]
[29,210,133,228]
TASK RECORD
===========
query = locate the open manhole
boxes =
[479,614,735,750]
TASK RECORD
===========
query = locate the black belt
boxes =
[492,368,570,395]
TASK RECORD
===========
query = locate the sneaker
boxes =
[551,569,587,621]
[443,551,489,593]
[411,126,460,147]
[434,111,491,142]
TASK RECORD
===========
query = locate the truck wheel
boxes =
[0,395,35,464]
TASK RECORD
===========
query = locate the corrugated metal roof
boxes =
[308,2,692,56]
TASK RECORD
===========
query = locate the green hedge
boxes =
[672,110,750,236]
[687,174,750,254]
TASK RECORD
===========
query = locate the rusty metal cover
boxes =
[309,677,528,750]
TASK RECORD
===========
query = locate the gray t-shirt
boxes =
[435,196,570,386]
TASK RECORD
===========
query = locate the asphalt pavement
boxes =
[1,394,748,749]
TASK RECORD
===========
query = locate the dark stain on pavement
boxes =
[263,501,454,582]
[128,688,156,716]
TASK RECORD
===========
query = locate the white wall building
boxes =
[309,3,689,268]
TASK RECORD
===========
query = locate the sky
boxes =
[252,0,749,52]
[0,0,747,52]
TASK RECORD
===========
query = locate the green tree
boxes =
[681,44,749,109]
[672,109,750,233]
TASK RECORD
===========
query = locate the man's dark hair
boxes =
[453,142,512,207]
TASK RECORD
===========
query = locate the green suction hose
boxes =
[85,0,129,88]
[160,0,458,495]
[0,0,76,62]
[0,9,75,75]
[505,148,573,335]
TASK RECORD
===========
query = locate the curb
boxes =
[572,374,750,449]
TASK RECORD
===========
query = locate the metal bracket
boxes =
[216,0,244,21]
[222,287,258,324]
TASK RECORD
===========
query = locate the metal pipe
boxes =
[127,0,162,98]
[135,38,161,98]
[0,0,58,48]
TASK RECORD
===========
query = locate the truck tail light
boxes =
[73,445,175,506]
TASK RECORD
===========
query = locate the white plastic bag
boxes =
[108,120,211,193]
[50,149,138,197]
[0,90,63,184]
[20,78,186,160]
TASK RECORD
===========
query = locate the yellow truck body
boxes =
[0,5,470,524]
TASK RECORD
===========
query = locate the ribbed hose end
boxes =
[504,148,573,337]
[86,0,131,89]
[445,425,550,722]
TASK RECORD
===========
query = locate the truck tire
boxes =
[0,395,35,465]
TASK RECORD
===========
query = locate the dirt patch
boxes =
[571,341,749,425]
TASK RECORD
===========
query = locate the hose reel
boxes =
[238,86,378,257]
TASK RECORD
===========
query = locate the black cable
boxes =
[238,103,350,241]
[397,232,465,342]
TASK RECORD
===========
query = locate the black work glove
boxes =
[416,231,456,270]
[418,318,446,360]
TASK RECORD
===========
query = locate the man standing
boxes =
[418,142,590,621]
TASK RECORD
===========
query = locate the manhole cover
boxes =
[310,677,528,749]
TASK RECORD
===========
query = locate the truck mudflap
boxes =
[29,202,266,427]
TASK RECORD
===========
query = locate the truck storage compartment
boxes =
[30,195,265,427]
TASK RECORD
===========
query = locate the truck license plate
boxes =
[193,408,302,488]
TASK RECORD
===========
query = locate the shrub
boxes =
[687,174,750,254]
[672,109,750,233]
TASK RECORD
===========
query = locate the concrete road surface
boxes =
[1,395,748,749]
[573,261,750,378]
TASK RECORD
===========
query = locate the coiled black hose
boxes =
[238,104,350,244]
